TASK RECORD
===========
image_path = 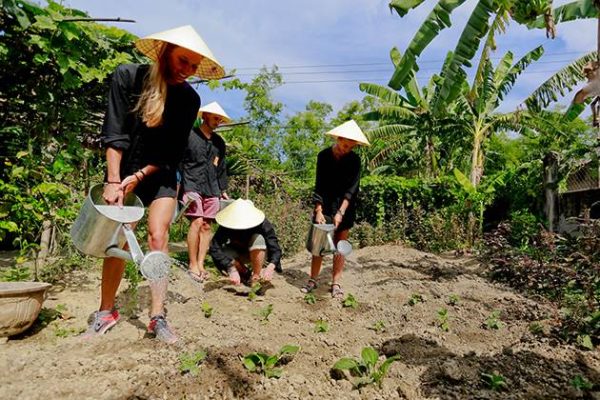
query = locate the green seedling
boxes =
[242,344,300,378]
[576,334,594,351]
[342,293,359,309]
[304,293,317,305]
[314,319,329,333]
[178,350,207,376]
[201,302,213,318]
[407,293,424,306]
[368,320,387,333]
[528,322,544,335]
[437,308,450,332]
[255,304,273,323]
[248,282,262,301]
[0,265,31,281]
[332,347,400,389]
[571,375,593,390]
[481,371,507,391]
[447,294,460,306]
[53,325,83,338]
[485,310,504,330]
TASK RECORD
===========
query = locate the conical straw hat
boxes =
[135,25,225,80]
[198,102,231,123]
[325,120,370,146]
[215,199,265,230]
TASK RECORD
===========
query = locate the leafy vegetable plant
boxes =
[179,350,208,376]
[332,347,400,388]
[314,319,329,333]
[242,344,300,378]
[342,293,359,309]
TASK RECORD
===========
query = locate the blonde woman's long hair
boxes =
[134,43,174,128]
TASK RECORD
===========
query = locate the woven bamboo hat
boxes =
[325,120,370,146]
[215,199,265,230]
[135,25,225,80]
[198,102,231,123]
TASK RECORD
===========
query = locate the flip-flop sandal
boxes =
[187,270,210,283]
[300,278,318,293]
[331,283,344,299]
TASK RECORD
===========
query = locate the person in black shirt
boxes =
[180,102,231,283]
[209,199,282,285]
[81,26,225,344]
[301,120,370,299]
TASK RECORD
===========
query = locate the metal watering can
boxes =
[70,184,172,280]
[306,223,352,257]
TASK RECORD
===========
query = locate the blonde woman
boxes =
[301,120,369,299]
[82,26,224,344]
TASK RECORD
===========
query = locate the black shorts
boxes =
[134,169,177,207]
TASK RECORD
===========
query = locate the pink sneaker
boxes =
[80,309,120,339]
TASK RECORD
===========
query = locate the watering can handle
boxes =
[122,223,144,265]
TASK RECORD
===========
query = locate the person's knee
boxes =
[148,227,169,250]
[190,217,204,229]
[200,220,212,232]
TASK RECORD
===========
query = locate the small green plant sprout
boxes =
[528,321,544,335]
[437,308,450,332]
[314,319,329,333]
[570,375,593,390]
[255,304,273,324]
[304,293,317,305]
[178,350,208,376]
[242,344,300,379]
[576,334,594,351]
[407,293,425,306]
[481,371,507,391]
[484,310,504,330]
[447,294,460,306]
[248,282,262,301]
[53,325,84,338]
[368,320,387,333]
[342,293,359,309]
[201,302,213,318]
[332,347,401,389]
[0,265,31,281]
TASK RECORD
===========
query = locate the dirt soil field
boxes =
[1,244,599,399]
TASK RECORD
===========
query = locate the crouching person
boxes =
[209,199,282,285]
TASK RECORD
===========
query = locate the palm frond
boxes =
[368,124,416,141]
[524,51,597,111]
[388,0,470,90]
[391,46,423,106]
[389,0,428,17]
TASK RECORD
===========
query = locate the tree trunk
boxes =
[543,152,559,231]
[35,220,52,281]
[470,133,484,187]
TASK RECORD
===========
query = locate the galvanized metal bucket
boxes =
[70,184,144,258]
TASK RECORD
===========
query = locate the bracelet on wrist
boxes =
[134,173,141,183]
[105,181,121,185]
[337,209,345,216]
[138,169,146,178]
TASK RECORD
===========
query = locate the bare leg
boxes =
[147,197,176,317]
[196,220,212,272]
[331,229,350,285]
[310,255,323,279]
[99,257,126,311]
[249,249,266,282]
[187,217,203,273]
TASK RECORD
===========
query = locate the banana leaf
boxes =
[528,0,598,29]
[388,0,470,90]
[524,51,597,111]
[433,0,497,111]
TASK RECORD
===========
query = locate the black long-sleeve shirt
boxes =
[312,147,361,229]
[209,219,282,272]
[180,128,227,197]
[101,64,200,178]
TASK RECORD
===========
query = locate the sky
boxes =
[64,0,597,120]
